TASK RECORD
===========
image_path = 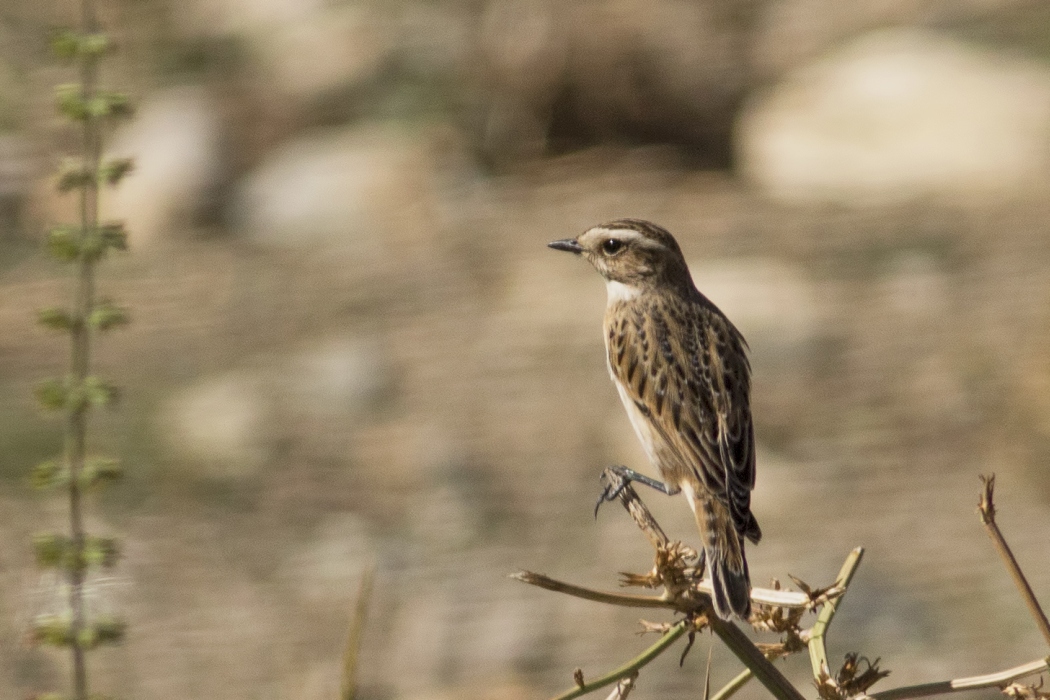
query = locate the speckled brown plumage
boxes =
[549,218,760,620]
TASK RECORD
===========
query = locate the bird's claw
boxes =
[594,467,630,518]
[593,483,618,518]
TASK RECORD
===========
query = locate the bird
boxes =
[548,218,760,620]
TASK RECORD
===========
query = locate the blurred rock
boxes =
[159,334,390,479]
[476,0,567,161]
[256,5,392,103]
[475,0,744,163]
[104,87,223,246]
[180,0,325,37]
[747,0,1038,80]
[232,124,458,275]
[563,0,743,159]
[160,370,272,478]
[738,29,1050,204]
[280,335,391,421]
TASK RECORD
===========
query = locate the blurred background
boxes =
[3,0,1050,698]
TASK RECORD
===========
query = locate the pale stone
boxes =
[738,29,1050,204]
[232,124,450,273]
[104,87,222,246]
[160,371,272,478]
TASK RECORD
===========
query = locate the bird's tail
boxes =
[709,545,751,620]
[688,489,752,620]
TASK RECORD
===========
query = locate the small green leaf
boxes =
[83,376,118,408]
[89,302,129,331]
[84,536,121,568]
[80,33,111,57]
[100,157,134,185]
[51,31,80,60]
[88,92,133,120]
[82,458,123,488]
[95,222,128,256]
[35,379,68,411]
[94,616,127,646]
[80,615,126,649]
[56,161,94,192]
[32,532,70,569]
[28,459,68,490]
[46,226,81,262]
[37,307,75,331]
[31,613,75,647]
[55,84,88,121]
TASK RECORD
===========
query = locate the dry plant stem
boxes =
[340,564,375,700]
[709,618,807,700]
[808,547,865,679]
[548,621,688,700]
[511,572,673,609]
[978,475,1050,649]
[609,472,806,700]
[709,547,865,700]
[603,673,638,699]
[864,656,1050,700]
[512,571,816,610]
[68,0,101,697]
[604,468,671,549]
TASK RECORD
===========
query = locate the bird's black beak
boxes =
[548,238,583,254]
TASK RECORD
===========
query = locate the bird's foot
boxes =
[594,465,679,518]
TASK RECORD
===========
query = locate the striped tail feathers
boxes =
[686,485,753,620]
[709,546,752,620]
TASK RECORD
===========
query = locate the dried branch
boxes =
[707,548,864,700]
[512,571,819,610]
[511,572,674,609]
[602,672,638,699]
[863,656,1050,700]
[978,475,1050,649]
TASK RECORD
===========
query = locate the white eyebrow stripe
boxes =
[586,227,664,250]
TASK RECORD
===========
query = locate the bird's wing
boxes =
[606,298,756,541]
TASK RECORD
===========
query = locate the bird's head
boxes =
[548,219,692,294]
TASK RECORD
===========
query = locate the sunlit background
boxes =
[2,0,1050,698]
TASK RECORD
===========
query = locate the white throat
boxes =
[606,280,641,305]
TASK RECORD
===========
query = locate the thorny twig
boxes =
[517,470,1050,700]
[979,474,1050,649]
[863,657,1050,700]
[520,469,841,700]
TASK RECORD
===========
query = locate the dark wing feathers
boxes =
[607,294,759,544]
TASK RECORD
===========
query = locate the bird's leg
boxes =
[595,465,680,517]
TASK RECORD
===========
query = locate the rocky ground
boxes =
[2,1,1050,699]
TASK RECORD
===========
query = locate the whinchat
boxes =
[549,219,760,620]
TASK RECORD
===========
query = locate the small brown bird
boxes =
[549,219,760,620]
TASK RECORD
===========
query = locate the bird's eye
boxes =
[602,239,624,255]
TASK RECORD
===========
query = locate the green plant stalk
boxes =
[808,547,865,680]
[341,565,375,700]
[67,0,101,697]
[549,621,688,700]
[709,668,753,700]
[709,618,806,700]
